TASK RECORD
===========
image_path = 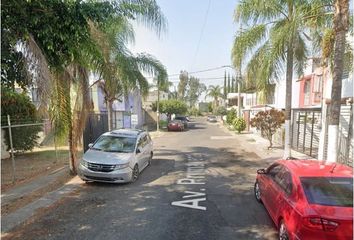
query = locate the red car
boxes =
[167,120,184,131]
[254,160,353,240]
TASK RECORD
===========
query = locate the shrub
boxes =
[207,102,213,112]
[233,117,246,133]
[1,88,41,152]
[216,106,227,116]
[250,109,285,149]
[159,120,168,129]
[226,109,237,125]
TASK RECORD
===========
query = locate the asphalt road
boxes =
[7,118,278,240]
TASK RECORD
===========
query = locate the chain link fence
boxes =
[1,115,74,188]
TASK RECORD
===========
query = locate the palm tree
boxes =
[232,0,329,158]
[14,0,167,174]
[326,0,350,162]
[205,85,223,111]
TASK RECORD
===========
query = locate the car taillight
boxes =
[304,217,339,232]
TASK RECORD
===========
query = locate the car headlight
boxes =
[114,163,130,170]
[80,159,88,168]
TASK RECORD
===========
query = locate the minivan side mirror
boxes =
[257,168,266,174]
[88,143,93,148]
[136,148,141,154]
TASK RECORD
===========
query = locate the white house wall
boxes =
[273,79,300,109]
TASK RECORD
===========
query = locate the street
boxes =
[7,118,277,240]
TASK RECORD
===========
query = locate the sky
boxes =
[129,0,240,91]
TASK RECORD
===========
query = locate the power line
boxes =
[189,0,212,71]
[168,65,230,77]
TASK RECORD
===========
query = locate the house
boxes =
[89,81,145,129]
[142,88,168,110]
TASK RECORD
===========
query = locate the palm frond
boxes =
[118,0,168,37]
[231,24,267,68]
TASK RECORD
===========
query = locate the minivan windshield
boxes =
[92,136,137,153]
[300,177,353,207]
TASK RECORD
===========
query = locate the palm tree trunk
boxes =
[107,100,113,131]
[327,0,349,162]
[283,41,294,159]
[68,123,76,175]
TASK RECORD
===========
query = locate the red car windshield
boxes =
[300,177,353,207]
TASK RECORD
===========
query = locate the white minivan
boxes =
[78,129,153,183]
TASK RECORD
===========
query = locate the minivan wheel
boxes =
[279,220,289,240]
[131,164,139,182]
[254,181,262,203]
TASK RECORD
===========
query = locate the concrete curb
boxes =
[1,176,83,234]
[1,166,69,206]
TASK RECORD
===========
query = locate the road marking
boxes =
[172,154,207,210]
[210,136,236,140]
[171,197,206,211]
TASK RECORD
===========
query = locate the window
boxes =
[138,135,147,148]
[267,165,293,195]
[300,177,353,207]
[278,171,293,195]
[304,80,311,105]
[267,164,283,178]
[93,136,137,153]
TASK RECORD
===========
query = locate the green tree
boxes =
[227,73,231,94]
[223,71,227,98]
[205,85,223,110]
[186,76,206,107]
[2,0,167,174]
[232,0,329,158]
[178,70,188,100]
[1,88,41,152]
[153,99,188,118]
[207,102,213,113]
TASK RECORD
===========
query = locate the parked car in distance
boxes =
[207,115,217,122]
[167,120,184,131]
[174,116,189,128]
[78,129,153,183]
[254,160,353,240]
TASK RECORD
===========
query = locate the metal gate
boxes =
[291,108,322,158]
[83,113,108,152]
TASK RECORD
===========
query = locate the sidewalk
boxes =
[217,122,315,164]
[1,130,165,234]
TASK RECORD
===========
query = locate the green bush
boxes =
[226,109,237,125]
[159,120,168,128]
[1,88,41,152]
[233,117,246,133]
[216,106,227,116]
